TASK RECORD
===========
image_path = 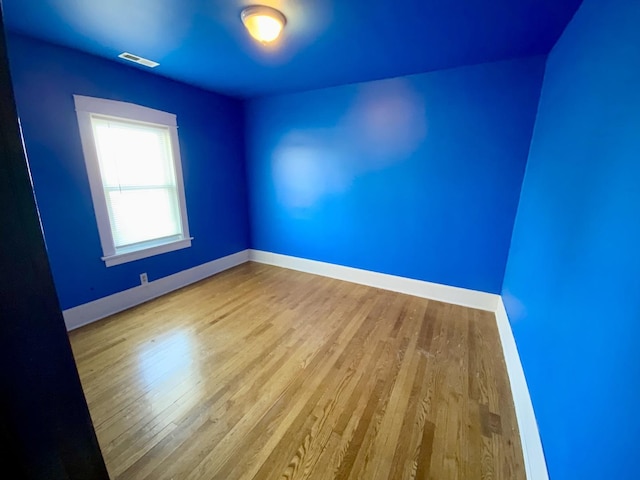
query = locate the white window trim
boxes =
[74,95,192,267]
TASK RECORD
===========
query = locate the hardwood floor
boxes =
[69,262,525,480]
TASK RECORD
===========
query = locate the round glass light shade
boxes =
[241,6,286,43]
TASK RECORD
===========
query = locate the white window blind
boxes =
[90,116,183,249]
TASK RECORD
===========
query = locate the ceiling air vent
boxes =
[118,52,159,68]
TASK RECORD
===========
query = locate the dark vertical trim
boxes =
[0,8,110,480]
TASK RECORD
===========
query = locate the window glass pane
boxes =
[107,187,182,248]
[91,117,176,188]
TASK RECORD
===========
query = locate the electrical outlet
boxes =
[140,273,148,285]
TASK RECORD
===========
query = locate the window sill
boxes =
[102,237,193,267]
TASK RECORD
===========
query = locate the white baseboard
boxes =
[63,249,250,331]
[248,249,500,312]
[495,299,548,480]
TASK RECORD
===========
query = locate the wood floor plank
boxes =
[183,293,374,480]
[68,262,525,480]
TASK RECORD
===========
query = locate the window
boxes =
[74,95,191,267]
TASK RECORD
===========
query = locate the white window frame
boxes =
[74,95,192,267]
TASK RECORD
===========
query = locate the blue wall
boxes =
[7,34,250,310]
[502,0,640,478]
[246,57,545,293]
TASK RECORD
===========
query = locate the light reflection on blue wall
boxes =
[345,78,428,165]
[272,79,428,212]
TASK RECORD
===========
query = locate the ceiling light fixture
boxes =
[241,5,286,43]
